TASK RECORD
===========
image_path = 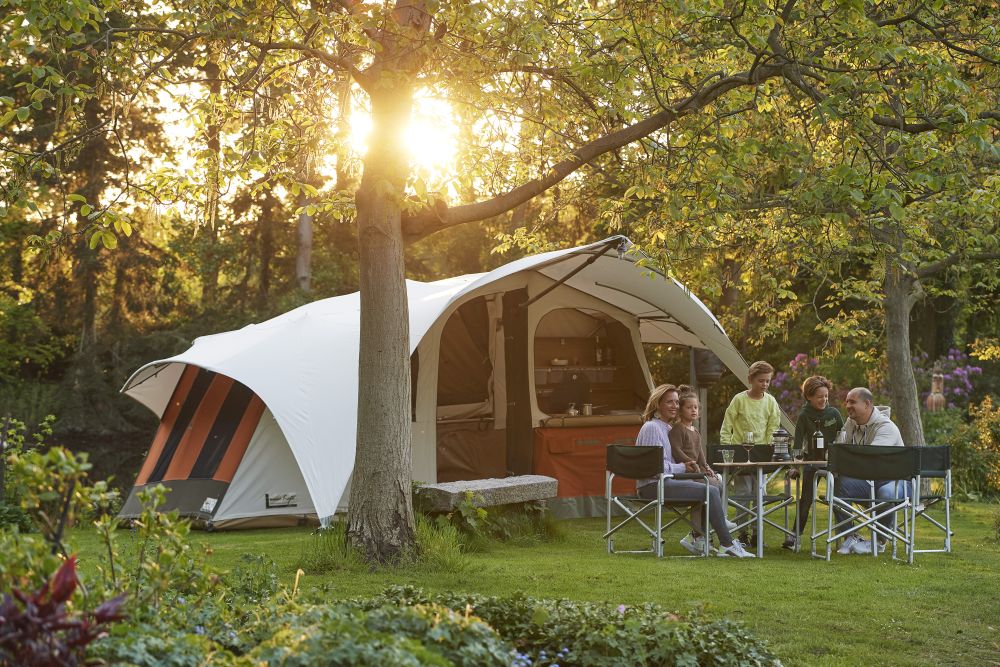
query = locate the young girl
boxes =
[668,387,720,488]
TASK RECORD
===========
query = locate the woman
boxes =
[636,384,754,558]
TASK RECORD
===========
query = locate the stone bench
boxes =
[414,474,558,513]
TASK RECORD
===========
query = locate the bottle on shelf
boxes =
[594,336,603,365]
[605,343,614,366]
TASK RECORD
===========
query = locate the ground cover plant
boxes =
[59,499,1000,667]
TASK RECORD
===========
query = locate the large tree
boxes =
[4,0,998,560]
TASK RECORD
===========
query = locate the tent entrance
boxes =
[434,295,510,482]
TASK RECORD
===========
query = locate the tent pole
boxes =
[518,240,619,309]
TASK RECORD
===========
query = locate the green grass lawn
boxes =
[68,501,1000,667]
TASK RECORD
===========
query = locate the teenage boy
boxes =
[719,361,782,543]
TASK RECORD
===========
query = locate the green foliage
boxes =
[361,586,781,667]
[422,492,563,554]
[296,521,366,575]
[940,398,1000,500]
[414,515,469,574]
[226,553,279,604]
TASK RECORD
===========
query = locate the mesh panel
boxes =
[917,445,951,477]
[607,445,662,479]
[828,444,920,480]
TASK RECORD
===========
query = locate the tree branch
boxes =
[401,62,786,240]
[241,38,374,91]
[916,250,1000,278]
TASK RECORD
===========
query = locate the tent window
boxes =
[436,297,492,407]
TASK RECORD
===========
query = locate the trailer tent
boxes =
[120,237,761,527]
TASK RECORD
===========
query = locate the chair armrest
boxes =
[667,472,711,481]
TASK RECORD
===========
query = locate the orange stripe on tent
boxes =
[135,365,200,486]
[162,374,233,481]
[212,395,266,483]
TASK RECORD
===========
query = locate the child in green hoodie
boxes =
[785,375,845,548]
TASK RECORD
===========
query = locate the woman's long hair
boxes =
[642,383,678,422]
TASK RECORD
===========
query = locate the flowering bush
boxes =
[913,348,983,410]
[770,353,822,416]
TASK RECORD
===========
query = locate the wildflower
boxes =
[194,625,205,635]
[617,604,627,614]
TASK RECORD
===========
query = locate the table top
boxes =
[714,460,827,468]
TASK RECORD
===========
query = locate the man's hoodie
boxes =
[844,406,905,447]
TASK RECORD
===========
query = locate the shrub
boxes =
[361,586,781,667]
[254,602,514,666]
[0,556,125,666]
[944,397,1000,499]
[912,349,983,409]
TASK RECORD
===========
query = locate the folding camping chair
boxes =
[707,444,794,544]
[604,445,711,557]
[811,444,921,563]
[913,445,953,555]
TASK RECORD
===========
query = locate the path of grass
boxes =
[69,502,1000,666]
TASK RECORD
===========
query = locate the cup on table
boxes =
[721,448,734,464]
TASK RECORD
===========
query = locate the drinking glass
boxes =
[721,448,734,464]
[742,432,755,463]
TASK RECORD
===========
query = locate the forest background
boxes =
[2,0,999,508]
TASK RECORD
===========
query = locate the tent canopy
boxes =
[122,236,763,520]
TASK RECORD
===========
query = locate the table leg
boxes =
[757,467,764,558]
[722,468,729,521]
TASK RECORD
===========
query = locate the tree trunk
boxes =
[883,266,925,445]
[257,189,275,310]
[346,84,416,563]
[201,56,222,307]
[296,191,312,293]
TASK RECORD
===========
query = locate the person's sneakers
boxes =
[851,537,873,555]
[781,537,797,550]
[725,519,739,531]
[718,540,755,558]
[679,532,708,555]
[837,534,862,555]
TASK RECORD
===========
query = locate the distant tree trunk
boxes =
[883,266,925,445]
[296,193,312,294]
[257,189,276,310]
[202,56,222,307]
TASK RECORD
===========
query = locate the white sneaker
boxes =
[837,534,861,555]
[851,537,873,555]
[679,532,708,555]
[718,540,755,558]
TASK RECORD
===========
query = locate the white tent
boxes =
[120,236,770,527]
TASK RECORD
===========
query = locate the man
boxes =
[843,387,904,447]
[836,387,907,555]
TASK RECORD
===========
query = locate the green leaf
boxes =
[88,231,102,249]
[67,194,86,203]
[0,110,15,127]
[80,204,93,216]
[0,96,14,106]
[16,107,29,121]
[102,231,118,249]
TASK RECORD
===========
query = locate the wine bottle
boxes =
[812,420,824,451]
